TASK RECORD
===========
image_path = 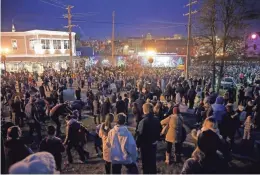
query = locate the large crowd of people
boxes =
[1,61,260,174]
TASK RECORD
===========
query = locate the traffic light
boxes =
[254,44,257,50]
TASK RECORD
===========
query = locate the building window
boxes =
[64,40,70,49]
[11,39,17,50]
[53,40,61,49]
[29,39,36,50]
[41,39,50,49]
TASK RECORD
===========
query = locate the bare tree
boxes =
[196,0,257,93]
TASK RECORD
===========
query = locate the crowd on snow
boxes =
[1,62,260,174]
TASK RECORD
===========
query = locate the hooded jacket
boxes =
[106,125,137,164]
[212,104,226,122]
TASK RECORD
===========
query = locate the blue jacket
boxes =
[212,104,226,122]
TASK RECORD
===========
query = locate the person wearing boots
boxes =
[161,107,184,164]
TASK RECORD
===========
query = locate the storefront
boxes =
[4,56,84,73]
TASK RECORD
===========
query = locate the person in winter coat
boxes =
[71,100,84,121]
[39,125,65,171]
[63,115,86,164]
[221,103,240,150]
[212,96,226,124]
[254,91,260,129]
[124,94,130,124]
[208,88,218,104]
[11,96,24,126]
[244,85,253,105]
[181,130,229,174]
[39,83,46,99]
[99,113,114,174]
[115,96,126,114]
[132,102,142,137]
[4,126,32,170]
[69,76,73,88]
[135,94,145,114]
[75,87,81,100]
[161,107,184,164]
[106,113,138,174]
[25,97,42,141]
[153,102,164,121]
[238,86,245,105]
[100,97,111,122]
[187,85,196,109]
[136,103,162,174]
[93,96,101,124]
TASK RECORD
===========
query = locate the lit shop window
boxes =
[53,40,62,49]
[11,39,18,50]
[41,39,50,49]
[64,40,70,49]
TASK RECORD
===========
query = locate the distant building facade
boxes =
[1,30,79,72]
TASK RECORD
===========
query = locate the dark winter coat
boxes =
[39,136,65,170]
[181,154,228,174]
[136,113,162,147]
[116,100,126,114]
[4,139,32,169]
[100,101,111,117]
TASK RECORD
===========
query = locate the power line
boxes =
[49,0,66,7]
[39,0,66,9]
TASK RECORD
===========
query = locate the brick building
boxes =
[1,30,79,73]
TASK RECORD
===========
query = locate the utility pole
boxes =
[184,0,197,79]
[112,11,115,65]
[64,5,75,69]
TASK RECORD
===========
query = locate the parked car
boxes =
[220,77,237,89]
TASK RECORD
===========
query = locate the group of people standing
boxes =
[1,62,260,174]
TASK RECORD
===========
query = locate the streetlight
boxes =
[1,48,9,75]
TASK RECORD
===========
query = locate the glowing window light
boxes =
[34,43,44,54]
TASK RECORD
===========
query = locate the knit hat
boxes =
[197,130,219,154]
[9,152,58,174]
[215,96,224,104]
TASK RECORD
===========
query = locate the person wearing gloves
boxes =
[106,113,138,174]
